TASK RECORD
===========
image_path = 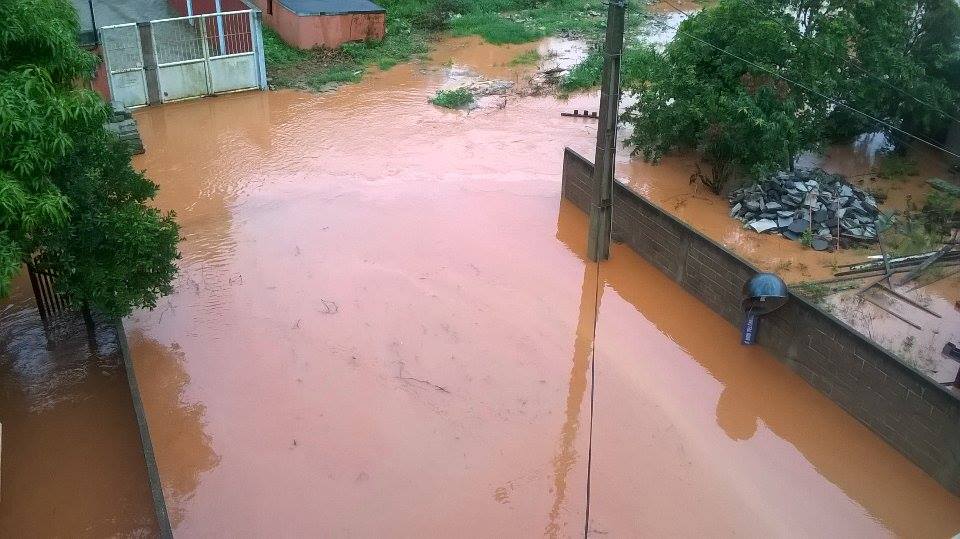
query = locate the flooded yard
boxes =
[120,36,960,536]
[0,280,158,536]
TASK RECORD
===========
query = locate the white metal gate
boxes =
[101,23,148,108]
[101,10,266,106]
[151,10,262,102]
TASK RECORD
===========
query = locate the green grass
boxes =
[792,281,832,303]
[885,220,942,256]
[430,88,475,108]
[262,27,308,67]
[560,49,603,92]
[508,50,541,66]
[450,13,544,44]
[264,0,627,91]
[307,65,364,89]
[341,19,429,72]
[875,154,920,181]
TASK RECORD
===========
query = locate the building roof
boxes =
[278,0,385,16]
[72,0,176,30]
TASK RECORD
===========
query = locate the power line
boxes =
[653,0,960,161]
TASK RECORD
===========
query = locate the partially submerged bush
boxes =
[874,154,920,181]
[430,88,474,108]
[921,189,959,235]
[508,50,541,66]
[559,49,603,93]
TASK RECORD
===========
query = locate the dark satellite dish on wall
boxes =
[741,273,789,345]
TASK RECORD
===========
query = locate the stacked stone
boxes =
[104,101,144,155]
[728,169,880,251]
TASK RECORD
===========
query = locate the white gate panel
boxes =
[110,70,149,108]
[209,54,258,93]
[101,23,147,107]
[103,10,265,106]
[157,61,209,102]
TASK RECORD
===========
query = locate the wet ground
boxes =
[118,36,960,535]
[608,135,960,382]
[0,278,158,536]
[598,2,960,382]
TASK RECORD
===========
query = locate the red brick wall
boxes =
[249,0,384,49]
[168,0,249,16]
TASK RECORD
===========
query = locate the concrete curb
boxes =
[114,318,174,538]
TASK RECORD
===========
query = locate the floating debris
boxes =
[728,169,881,248]
[561,109,599,119]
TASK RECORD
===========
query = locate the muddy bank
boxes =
[0,277,158,536]
[127,35,960,535]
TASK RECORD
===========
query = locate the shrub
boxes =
[560,49,603,93]
[430,88,474,108]
[508,50,541,66]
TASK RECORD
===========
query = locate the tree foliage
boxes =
[622,0,960,192]
[0,0,179,316]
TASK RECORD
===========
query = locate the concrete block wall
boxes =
[561,147,960,495]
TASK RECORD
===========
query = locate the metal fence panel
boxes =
[150,11,258,102]
[102,10,263,105]
[151,17,205,65]
[100,23,147,107]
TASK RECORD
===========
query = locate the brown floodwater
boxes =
[0,276,158,536]
[123,36,960,535]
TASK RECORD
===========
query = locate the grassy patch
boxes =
[792,282,829,303]
[791,281,852,304]
[885,220,942,256]
[450,13,544,44]
[307,65,365,89]
[508,49,541,66]
[430,88,475,108]
[874,154,920,180]
[341,19,429,71]
[262,27,308,67]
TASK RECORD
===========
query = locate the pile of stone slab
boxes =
[728,169,880,251]
[104,101,144,155]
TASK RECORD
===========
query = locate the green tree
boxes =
[836,0,960,141]
[622,0,960,192]
[622,0,837,192]
[0,0,179,316]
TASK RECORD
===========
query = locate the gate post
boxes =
[25,263,49,322]
[199,18,214,95]
[251,9,269,90]
[138,22,162,105]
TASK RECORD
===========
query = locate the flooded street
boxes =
[0,279,158,536]
[122,36,960,536]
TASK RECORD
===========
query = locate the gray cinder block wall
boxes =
[561,147,960,495]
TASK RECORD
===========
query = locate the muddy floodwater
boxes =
[115,37,960,536]
[0,279,158,535]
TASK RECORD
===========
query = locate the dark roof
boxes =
[279,0,385,16]
[72,0,176,29]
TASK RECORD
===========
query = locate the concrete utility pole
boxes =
[587,0,626,262]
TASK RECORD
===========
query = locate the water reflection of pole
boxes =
[546,263,601,537]
[587,0,626,262]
